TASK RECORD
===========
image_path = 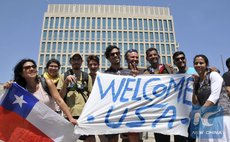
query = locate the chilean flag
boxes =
[0,83,79,142]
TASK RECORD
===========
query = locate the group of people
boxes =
[3,44,230,142]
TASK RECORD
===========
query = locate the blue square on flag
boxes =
[190,105,224,139]
[1,83,39,118]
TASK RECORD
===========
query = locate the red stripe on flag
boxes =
[0,106,53,142]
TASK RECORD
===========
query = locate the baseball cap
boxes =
[70,52,83,61]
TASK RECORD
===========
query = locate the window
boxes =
[108,18,111,29]
[150,32,154,42]
[74,42,78,52]
[129,32,133,42]
[60,17,64,29]
[43,30,47,40]
[169,20,173,31]
[76,17,80,29]
[96,42,100,53]
[44,17,49,29]
[140,43,144,54]
[118,18,122,30]
[154,19,158,30]
[71,17,75,29]
[70,30,74,40]
[48,30,52,40]
[118,31,122,41]
[58,42,62,53]
[50,17,54,29]
[144,32,148,42]
[53,30,58,40]
[171,44,175,53]
[86,31,90,40]
[162,56,166,64]
[156,44,160,51]
[155,32,159,42]
[160,32,164,42]
[124,43,128,52]
[139,32,143,41]
[75,31,79,40]
[164,20,168,31]
[52,42,56,53]
[108,31,111,41]
[139,19,143,30]
[141,56,145,66]
[134,32,138,41]
[102,18,106,29]
[167,56,172,64]
[81,31,84,40]
[128,18,132,30]
[64,30,68,40]
[65,17,69,29]
[113,18,117,29]
[123,31,127,41]
[47,42,51,53]
[81,17,85,29]
[69,42,73,52]
[170,33,174,42]
[159,20,163,31]
[55,17,59,29]
[165,33,169,42]
[40,54,44,65]
[144,19,148,30]
[62,55,66,65]
[166,44,170,54]
[41,42,45,53]
[134,18,137,30]
[102,42,106,52]
[113,31,117,41]
[85,42,89,53]
[102,55,105,66]
[91,31,95,40]
[97,18,101,29]
[97,31,100,40]
[102,31,106,41]
[91,42,95,53]
[59,30,63,40]
[161,44,165,54]
[149,19,153,30]
[80,42,84,52]
[63,42,67,52]
[123,18,127,29]
[57,55,60,62]
[92,18,96,29]
[86,17,90,28]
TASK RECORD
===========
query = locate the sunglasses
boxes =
[110,52,120,57]
[23,65,36,70]
[175,57,185,62]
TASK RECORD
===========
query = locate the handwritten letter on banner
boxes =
[75,72,193,137]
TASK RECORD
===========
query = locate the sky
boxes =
[0,0,229,83]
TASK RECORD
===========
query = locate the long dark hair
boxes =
[14,59,38,88]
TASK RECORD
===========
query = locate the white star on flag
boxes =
[13,95,27,108]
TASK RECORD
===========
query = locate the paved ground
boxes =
[78,132,177,142]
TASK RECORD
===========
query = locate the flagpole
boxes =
[220,55,225,73]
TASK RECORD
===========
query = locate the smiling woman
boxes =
[3,58,77,125]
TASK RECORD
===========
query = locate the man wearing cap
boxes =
[57,53,95,142]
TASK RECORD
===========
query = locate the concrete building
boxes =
[37,4,178,74]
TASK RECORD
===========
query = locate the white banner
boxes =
[75,72,193,137]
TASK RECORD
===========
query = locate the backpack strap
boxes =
[64,69,74,80]
[39,76,51,96]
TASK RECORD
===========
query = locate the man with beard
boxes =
[57,53,94,142]
[98,45,123,142]
[144,47,174,142]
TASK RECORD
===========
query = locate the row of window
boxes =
[42,30,175,43]
[44,17,173,31]
[40,42,176,55]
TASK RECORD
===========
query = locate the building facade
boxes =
[38,4,178,74]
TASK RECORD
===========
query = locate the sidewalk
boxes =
[78,132,176,142]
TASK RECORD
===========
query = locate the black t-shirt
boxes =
[223,71,230,86]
